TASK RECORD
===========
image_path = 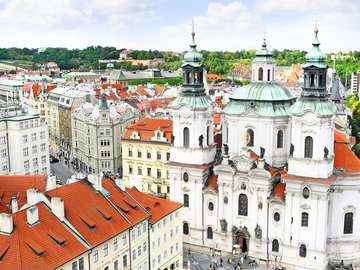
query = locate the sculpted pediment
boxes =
[231,154,254,173]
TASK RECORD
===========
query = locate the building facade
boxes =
[72,98,138,174]
[168,29,360,270]
[0,103,50,175]
[122,118,172,197]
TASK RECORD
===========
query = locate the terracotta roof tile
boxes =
[102,178,149,225]
[123,118,172,143]
[127,187,182,224]
[0,175,47,211]
[0,203,87,270]
[46,181,131,247]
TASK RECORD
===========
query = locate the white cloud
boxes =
[160,2,264,51]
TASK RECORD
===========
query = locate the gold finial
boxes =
[314,18,319,36]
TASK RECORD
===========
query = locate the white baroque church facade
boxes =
[167,28,360,270]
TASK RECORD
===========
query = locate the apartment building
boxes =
[122,118,172,197]
[72,98,138,174]
[0,102,50,175]
[46,84,96,158]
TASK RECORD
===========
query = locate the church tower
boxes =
[288,28,337,178]
[167,27,216,245]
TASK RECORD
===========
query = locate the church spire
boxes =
[190,19,196,50]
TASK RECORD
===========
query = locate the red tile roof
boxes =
[334,133,360,173]
[123,118,172,143]
[206,175,218,190]
[0,175,47,211]
[46,181,131,247]
[102,178,149,225]
[206,74,225,80]
[0,203,87,270]
[272,182,286,201]
[154,85,165,95]
[127,187,182,224]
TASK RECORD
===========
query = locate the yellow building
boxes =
[122,118,172,198]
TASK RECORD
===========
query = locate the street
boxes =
[50,159,75,184]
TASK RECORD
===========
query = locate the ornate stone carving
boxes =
[255,224,262,239]
[220,219,228,233]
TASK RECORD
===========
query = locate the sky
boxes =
[0,0,358,52]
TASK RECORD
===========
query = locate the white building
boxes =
[168,28,360,270]
[72,98,138,174]
[0,102,50,175]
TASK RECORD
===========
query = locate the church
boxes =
[167,28,360,270]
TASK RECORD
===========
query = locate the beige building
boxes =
[72,98,138,174]
[46,84,96,158]
[122,118,172,197]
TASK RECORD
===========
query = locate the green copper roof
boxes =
[223,100,293,117]
[230,82,295,101]
[171,95,213,110]
[183,30,203,67]
[290,99,337,116]
[304,28,326,68]
[253,38,276,64]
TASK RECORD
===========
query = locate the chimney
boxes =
[26,188,38,205]
[51,197,65,221]
[26,205,39,225]
[46,175,57,191]
[115,178,126,191]
[88,174,102,192]
[0,213,13,234]
[10,196,18,213]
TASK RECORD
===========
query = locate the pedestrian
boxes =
[208,264,212,270]
[220,257,223,267]
[240,256,244,265]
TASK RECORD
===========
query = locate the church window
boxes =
[304,136,313,158]
[301,212,309,227]
[186,71,190,84]
[258,67,263,81]
[207,126,210,146]
[208,202,214,211]
[310,74,315,87]
[183,223,189,235]
[344,212,353,234]
[238,194,248,216]
[183,194,189,207]
[183,127,190,148]
[274,212,280,222]
[207,227,213,239]
[272,239,279,252]
[303,187,310,199]
[246,129,254,147]
[299,244,307,257]
[199,71,203,83]
[183,172,189,182]
[267,69,271,81]
[277,130,284,148]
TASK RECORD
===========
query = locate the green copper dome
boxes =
[304,28,326,68]
[183,31,203,66]
[253,38,276,64]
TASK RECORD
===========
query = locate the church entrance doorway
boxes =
[232,226,250,254]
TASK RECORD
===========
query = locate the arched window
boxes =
[183,127,189,148]
[258,67,263,81]
[277,130,284,148]
[267,69,271,81]
[199,71,203,83]
[310,74,315,87]
[207,227,213,239]
[301,212,309,227]
[299,244,307,257]
[183,172,189,182]
[246,129,254,147]
[344,212,354,234]
[238,194,248,216]
[272,239,279,252]
[183,194,189,207]
[304,136,313,158]
[183,223,189,235]
[303,187,310,199]
[186,71,190,84]
[207,126,210,146]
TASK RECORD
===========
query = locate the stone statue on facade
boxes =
[223,144,229,156]
[324,146,329,159]
[199,135,204,148]
[255,224,262,239]
[290,143,295,156]
[220,219,228,233]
